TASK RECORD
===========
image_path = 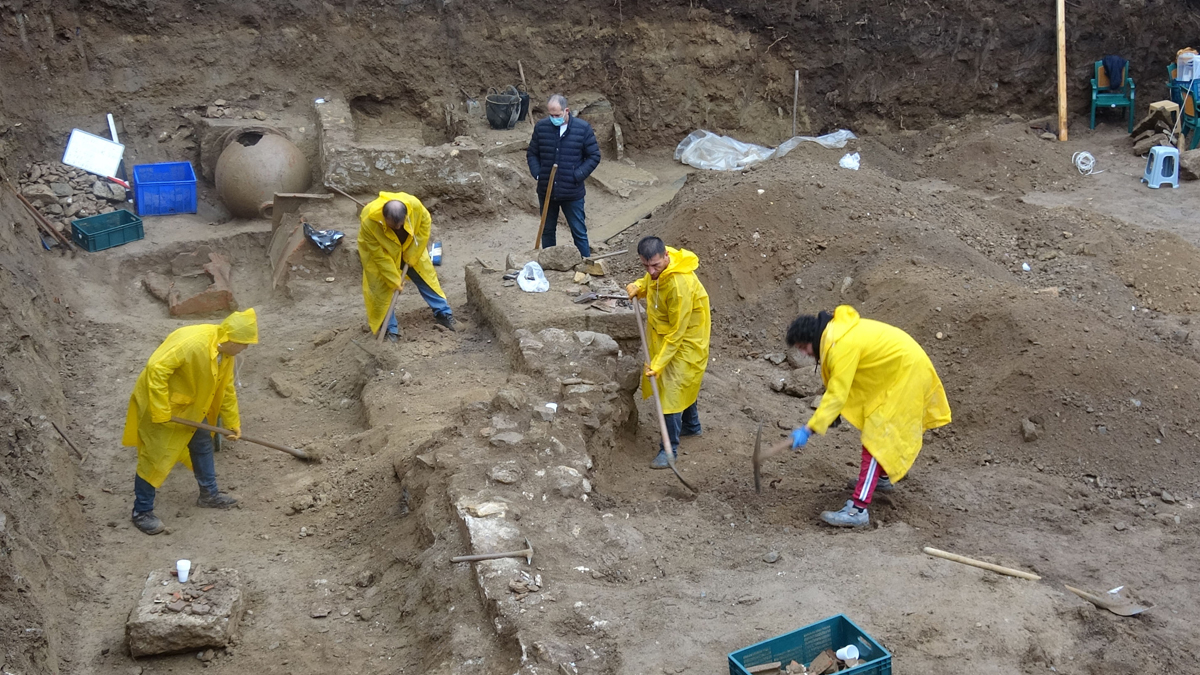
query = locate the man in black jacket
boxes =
[527,94,602,257]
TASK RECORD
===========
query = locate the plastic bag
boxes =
[304,223,344,254]
[517,261,549,293]
[674,129,857,171]
[838,152,861,170]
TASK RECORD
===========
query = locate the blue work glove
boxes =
[790,426,812,449]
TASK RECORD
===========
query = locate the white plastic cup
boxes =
[177,559,192,584]
[835,645,859,662]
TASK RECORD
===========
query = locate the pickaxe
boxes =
[451,537,533,565]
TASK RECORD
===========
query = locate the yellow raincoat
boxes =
[121,309,259,488]
[631,247,711,414]
[807,305,951,482]
[358,191,445,333]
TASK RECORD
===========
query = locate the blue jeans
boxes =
[133,428,219,514]
[539,197,590,257]
[388,267,452,334]
[660,400,702,453]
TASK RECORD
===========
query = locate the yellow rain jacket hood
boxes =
[632,247,711,414]
[358,192,445,333]
[807,305,951,481]
[121,309,257,488]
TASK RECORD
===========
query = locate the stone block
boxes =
[1180,149,1200,180]
[538,245,583,271]
[126,567,243,657]
[169,253,236,316]
[142,272,174,302]
[20,183,57,206]
[550,465,591,499]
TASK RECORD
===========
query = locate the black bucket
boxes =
[485,87,520,130]
[517,84,531,122]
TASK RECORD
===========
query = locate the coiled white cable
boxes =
[1072,151,1102,175]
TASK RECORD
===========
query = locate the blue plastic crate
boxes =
[729,615,891,675]
[132,161,197,216]
[71,209,144,252]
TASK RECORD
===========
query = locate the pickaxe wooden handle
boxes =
[451,538,533,564]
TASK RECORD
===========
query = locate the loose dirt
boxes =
[2,3,1200,675]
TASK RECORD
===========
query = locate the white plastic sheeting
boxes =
[517,261,549,293]
[674,129,856,171]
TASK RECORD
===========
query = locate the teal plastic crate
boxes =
[71,209,144,252]
[729,615,891,675]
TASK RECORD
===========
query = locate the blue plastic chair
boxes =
[1090,60,1135,133]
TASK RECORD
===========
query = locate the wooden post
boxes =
[1056,0,1068,141]
[792,70,800,137]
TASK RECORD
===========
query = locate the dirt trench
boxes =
[3,1,1200,675]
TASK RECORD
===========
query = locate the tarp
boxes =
[674,129,856,171]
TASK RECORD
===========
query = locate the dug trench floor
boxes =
[50,123,1200,675]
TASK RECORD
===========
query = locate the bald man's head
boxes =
[383,200,408,230]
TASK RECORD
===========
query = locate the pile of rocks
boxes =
[18,161,128,234]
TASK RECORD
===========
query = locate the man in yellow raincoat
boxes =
[626,236,711,469]
[122,309,258,535]
[358,192,454,339]
[786,306,951,527]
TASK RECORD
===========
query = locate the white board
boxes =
[61,128,124,177]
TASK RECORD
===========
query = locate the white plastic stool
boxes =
[1142,145,1180,189]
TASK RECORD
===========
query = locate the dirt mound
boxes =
[615,121,1200,496]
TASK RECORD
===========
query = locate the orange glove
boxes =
[626,283,641,299]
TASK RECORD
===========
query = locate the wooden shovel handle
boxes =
[923,546,1041,581]
[170,416,309,461]
[533,164,558,249]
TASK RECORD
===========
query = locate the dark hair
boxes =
[786,311,834,361]
[383,200,407,225]
[637,236,666,260]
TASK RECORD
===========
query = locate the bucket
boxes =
[485,87,520,130]
[516,84,531,122]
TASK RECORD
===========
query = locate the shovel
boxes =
[171,416,319,462]
[631,299,697,493]
[752,422,792,494]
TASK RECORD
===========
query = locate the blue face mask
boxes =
[550,115,565,127]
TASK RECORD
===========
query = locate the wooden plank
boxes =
[591,175,687,243]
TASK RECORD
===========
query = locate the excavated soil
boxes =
[2,2,1200,675]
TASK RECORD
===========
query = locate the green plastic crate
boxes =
[729,615,891,675]
[71,209,144,252]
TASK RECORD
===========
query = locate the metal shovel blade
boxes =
[1065,584,1154,617]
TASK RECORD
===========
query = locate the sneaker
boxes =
[196,492,238,509]
[435,314,458,331]
[132,511,165,535]
[846,476,895,493]
[649,449,672,469]
[385,331,400,343]
[820,500,870,528]
[680,427,703,438]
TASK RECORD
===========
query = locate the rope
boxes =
[1072,151,1102,175]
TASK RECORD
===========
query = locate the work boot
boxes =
[820,500,870,528]
[435,314,458,332]
[196,492,238,509]
[649,449,672,469]
[846,476,894,493]
[132,511,165,535]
